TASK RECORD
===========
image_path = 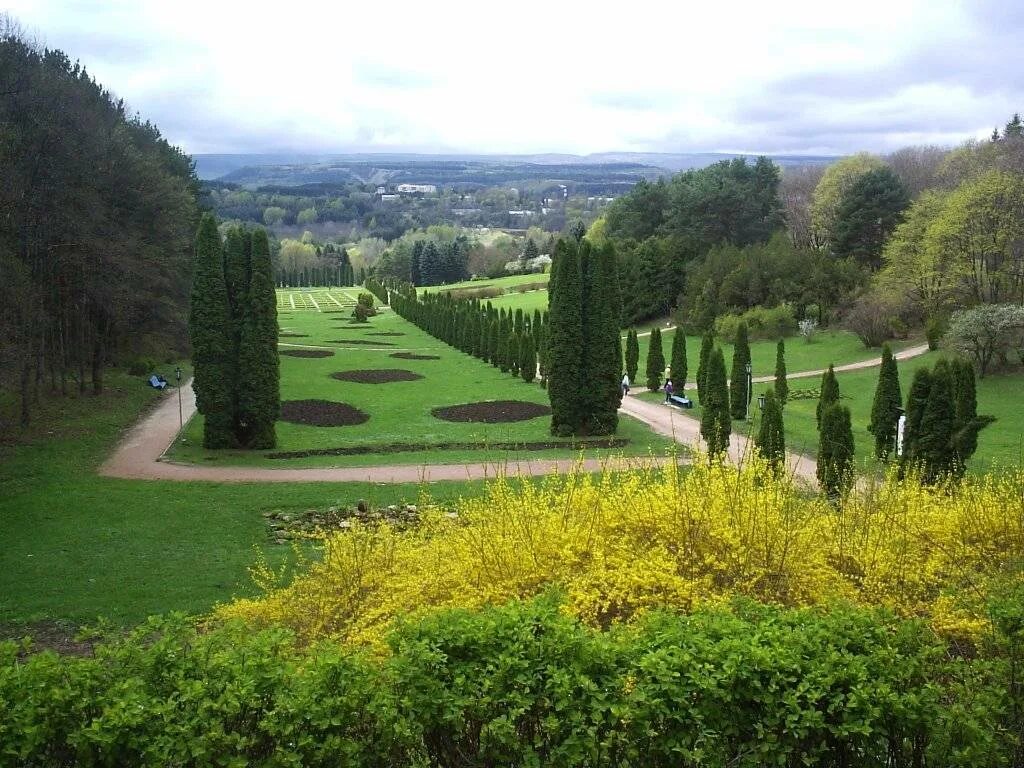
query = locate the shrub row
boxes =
[2,595,1020,766]
[714,303,797,342]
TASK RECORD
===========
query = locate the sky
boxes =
[8,0,1024,157]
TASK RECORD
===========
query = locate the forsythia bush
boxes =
[2,598,1021,766]
[218,457,1024,645]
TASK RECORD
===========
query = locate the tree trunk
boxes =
[20,353,31,428]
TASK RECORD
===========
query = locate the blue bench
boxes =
[667,394,693,409]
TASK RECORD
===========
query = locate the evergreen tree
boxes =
[729,322,752,420]
[509,332,520,377]
[581,241,623,434]
[951,359,993,474]
[532,308,543,350]
[916,360,956,483]
[189,214,236,448]
[774,339,788,405]
[547,238,584,436]
[817,403,854,499]
[867,344,902,459]
[646,327,665,391]
[537,321,549,389]
[816,364,840,429]
[755,389,785,473]
[223,226,251,328]
[900,367,933,471]
[696,331,714,404]
[669,329,687,393]
[488,318,500,368]
[700,347,731,458]
[520,332,536,383]
[497,325,510,373]
[410,240,423,286]
[625,329,639,383]
[235,227,279,449]
[514,308,525,336]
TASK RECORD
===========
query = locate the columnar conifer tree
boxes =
[701,347,731,458]
[625,329,639,383]
[189,214,236,448]
[868,344,901,459]
[697,331,714,404]
[951,359,993,475]
[581,241,623,434]
[520,333,536,384]
[816,364,840,429]
[729,322,752,420]
[900,367,932,472]
[755,389,785,472]
[669,329,687,393]
[509,332,521,377]
[916,360,957,483]
[646,327,665,391]
[547,238,584,436]
[235,227,279,449]
[818,403,854,499]
[774,339,788,405]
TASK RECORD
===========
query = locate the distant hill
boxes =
[193,152,836,183]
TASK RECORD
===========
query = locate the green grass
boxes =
[628,326,920,383]
[486,288,549,314]
[171,300,673,468]
[0,373,497,625]
[418,273,549,294]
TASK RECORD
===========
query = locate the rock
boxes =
[356,499,368,513]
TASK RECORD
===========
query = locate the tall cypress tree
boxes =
[547,238,584,436]
[917,360,957,483]
[774,339,788,405]
[696,331,714,405]
[532,308,543,350]
[235,227,279,449]
[729,322,752,420]
[488,318,500,367]
[646,327,665,391]
[755,389,785,473]
[520,332,536,384]
[868,344,902,460]
[669,329,687,393]
[189,214,236,448]
[816,364,840,429]
[223,226,251,328]
[625,329,639,383]
[581,241,623,434]
[701,347,731,458]
[817,403,854,499]
[901,367,933,472]
[951,359,993,475]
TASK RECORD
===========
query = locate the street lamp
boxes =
[744,361,753,420]
[757,393,766,412]
[175,366,183,429]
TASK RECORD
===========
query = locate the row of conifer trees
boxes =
[189,214,280,449]
[389,282,546,386]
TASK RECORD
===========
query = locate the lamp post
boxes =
[175,366,183,429]
[757,393,766,412]
[744,361,753,420]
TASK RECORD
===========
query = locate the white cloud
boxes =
[7,0,1022,154]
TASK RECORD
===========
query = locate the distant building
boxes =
[396,183,437,194]
[380,194,401,203]
[451,208,481,216]
[508,210,534,216]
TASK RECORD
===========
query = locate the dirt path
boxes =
[99,343,930,485]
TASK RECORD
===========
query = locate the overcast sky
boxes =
[9,0,1024,156]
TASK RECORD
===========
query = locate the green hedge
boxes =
[1,597,1019,766]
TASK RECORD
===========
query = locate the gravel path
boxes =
[98,343,930,485]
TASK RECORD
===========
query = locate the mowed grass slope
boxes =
[169,293,672,468]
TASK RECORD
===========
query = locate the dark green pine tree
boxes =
[537,321,549,389]
[520,332,536,384]
[488,318,500,368]
[774,339,788,405]
[223,226,251,328]
[509,332,521,377]
[547,238,584,436]
[514,308,524,336]
[625,329,639,383]
[916,360,957,483]
[816,364,840,429]
[755,389,785,473]
[700,347,731,458]
[235,227,279,449]
[867,344,902,460]
[645,327,665,391]
[951,359,993,476]
[900,367,933,472]
[532,308,543,350]
[669,328,687,393]
[497,326,510,373]
[189,214,236,448]
[817,403,854,499]
[696,331,714,405]
[581,241,623,434]
[729,322,752,420]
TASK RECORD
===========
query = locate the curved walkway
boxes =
[98,343,930,485]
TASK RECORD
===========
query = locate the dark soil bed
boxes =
[279,332,308,338]
[367,332,405,337]
[267,437,630,459]
[280,348,334,358]
[391,352,441,360]
[280,399,369,426]
[326,339,396,346]
[330,368,424,384]
[432,400,552,423]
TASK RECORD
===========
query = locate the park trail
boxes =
[98,343,930,485]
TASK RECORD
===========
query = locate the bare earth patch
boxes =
[431,400,552,424]
[330,369,424,384]
[279,332,308,338]
[280,400,369,426]
[367,332,405,337]
[391,352,441,361]
[280,348,334,358]
[326,339,396,347]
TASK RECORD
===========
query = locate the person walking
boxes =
[664,378,674,403]
[621,372,630,397]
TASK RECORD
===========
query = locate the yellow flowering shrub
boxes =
[216,456,1023,645]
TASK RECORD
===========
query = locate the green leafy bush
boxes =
[126,357,156,376]
[715,303,797,342]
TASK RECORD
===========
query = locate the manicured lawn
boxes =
[0,370,496,625]
[628,326,920,383]
[170,299,673,468]
[486,287,549,314]
[418,273,549,294]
